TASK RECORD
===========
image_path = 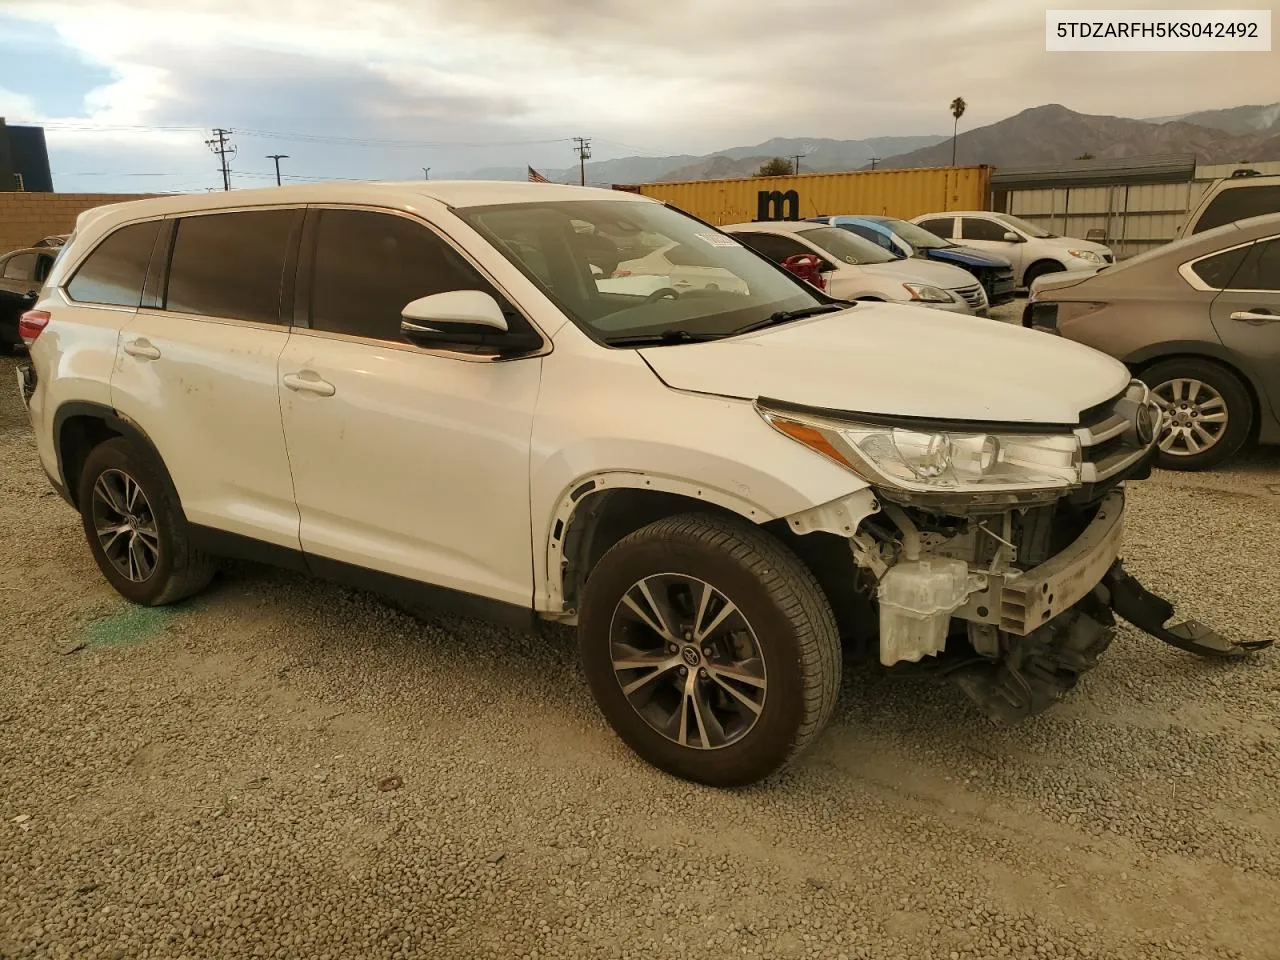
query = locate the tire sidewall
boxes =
[1140,359,1252,470]
[579,530,810,786]
[77,438,184,604]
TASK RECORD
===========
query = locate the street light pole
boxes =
[423,167,431,180]
[266,154,289,186]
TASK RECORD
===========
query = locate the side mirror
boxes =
[1002,232,1024,243]
[400,290,537,356]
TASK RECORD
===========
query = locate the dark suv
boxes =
[0,246,59,352]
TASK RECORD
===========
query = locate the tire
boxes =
[578,512,841,787]
[1139,358,1253,471]
[1023,260,1064,289]
[76,437,216,605]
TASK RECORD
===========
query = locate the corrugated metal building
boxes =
[992,155,1280,258]
[614,166,991,225]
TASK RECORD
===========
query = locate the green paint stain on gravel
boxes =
[84,606,174,648]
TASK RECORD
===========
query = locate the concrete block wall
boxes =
[0,193,157,255]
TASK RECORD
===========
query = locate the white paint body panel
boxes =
[276,332,542,606]
[110,311,301,547]
[638,305,1131,424]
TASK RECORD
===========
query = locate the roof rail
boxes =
[1231,168,1262,178]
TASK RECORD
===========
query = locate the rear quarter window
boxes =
[1189,246,1249,288]
[66,220,162,307]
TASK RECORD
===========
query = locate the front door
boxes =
[960,216,1027,278]
[1209,235,1280,423]
[277,207,542,607]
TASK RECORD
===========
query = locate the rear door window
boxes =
[66,220,161,307]
[1194,185,1280,235]
[918,217,955,238]
[164,209,298,324]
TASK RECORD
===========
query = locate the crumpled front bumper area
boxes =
[947,561,1273,726]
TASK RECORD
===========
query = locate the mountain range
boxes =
[443,102,1280,184]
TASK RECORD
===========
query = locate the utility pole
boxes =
[205,128,236,191]
[870,157,880,170]
[266,154,288,186]
[422,167,430,180]
[572,137,592,186]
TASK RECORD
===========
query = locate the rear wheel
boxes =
[1140,358,1253,470]
[77,438,216,605]
[578,513,841,787]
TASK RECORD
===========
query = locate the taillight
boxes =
[18,309,51,345]
[611,269,632,277]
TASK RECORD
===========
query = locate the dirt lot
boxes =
[2,345,1278,960]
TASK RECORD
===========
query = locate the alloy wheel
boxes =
[608,573,767,750]
[90,468,160,582]
[1151,378,1228,458]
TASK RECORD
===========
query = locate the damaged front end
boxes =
[763,381,1270,725]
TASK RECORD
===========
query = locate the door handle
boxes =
[123,338,161,360]
[283,372,336,397]
[1230,310,1280,324]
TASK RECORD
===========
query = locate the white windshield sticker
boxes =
[694,232,739,247]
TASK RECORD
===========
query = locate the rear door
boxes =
[1208,235,1280,423]
[110,207,303,551]
[916,216,957,240]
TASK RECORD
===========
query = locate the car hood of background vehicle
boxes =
[843,257,976,290]
[639,304,1130,424]
[925,245,1012,269]
[1044,236,1112,256]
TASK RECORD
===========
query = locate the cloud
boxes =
[3,0,1277,191]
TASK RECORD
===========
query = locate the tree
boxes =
[949,96,967,167]
[1075,152,1096,160]
[755,157,794,177]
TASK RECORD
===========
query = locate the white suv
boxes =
[15,182,1262,787]
[912,211,1114,289]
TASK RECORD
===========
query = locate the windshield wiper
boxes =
[732,303,846,335]
[605,329,725,347]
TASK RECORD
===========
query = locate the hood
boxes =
[1029,267,1105,298]
[926,245,1012,269]
[639,303,1130,425]
[840,258,977,291]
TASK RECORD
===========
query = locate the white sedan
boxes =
[722,221,989,315]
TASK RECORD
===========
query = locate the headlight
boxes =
[1067,249,1103,264]
[757,406,1082,506]
[902,282,952,303]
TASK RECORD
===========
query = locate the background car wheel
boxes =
[578,512,841,787]
[1139,359,1253,471]
[77,437,216,605]
[1023,260,1064,289]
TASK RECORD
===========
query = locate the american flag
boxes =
[527,165,551,183]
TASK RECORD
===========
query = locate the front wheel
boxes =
[578,513,841,787]
[1139,358,1253,470]
[77,438,216,605]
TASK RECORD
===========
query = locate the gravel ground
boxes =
[1,348,1278,960]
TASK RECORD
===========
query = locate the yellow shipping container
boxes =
[614,166,991,225]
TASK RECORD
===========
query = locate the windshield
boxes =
[995,213,1056,238]
[794,226,896,264]
[878,218,956,250]
[456,199,827,346]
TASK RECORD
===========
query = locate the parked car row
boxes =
[15,182,1266,789]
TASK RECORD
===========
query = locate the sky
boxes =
[1,0,1277,193]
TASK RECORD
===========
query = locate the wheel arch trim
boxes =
[52,401,183,512]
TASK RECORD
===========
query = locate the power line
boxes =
[572,137,592,187]
[205,128,235,191]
